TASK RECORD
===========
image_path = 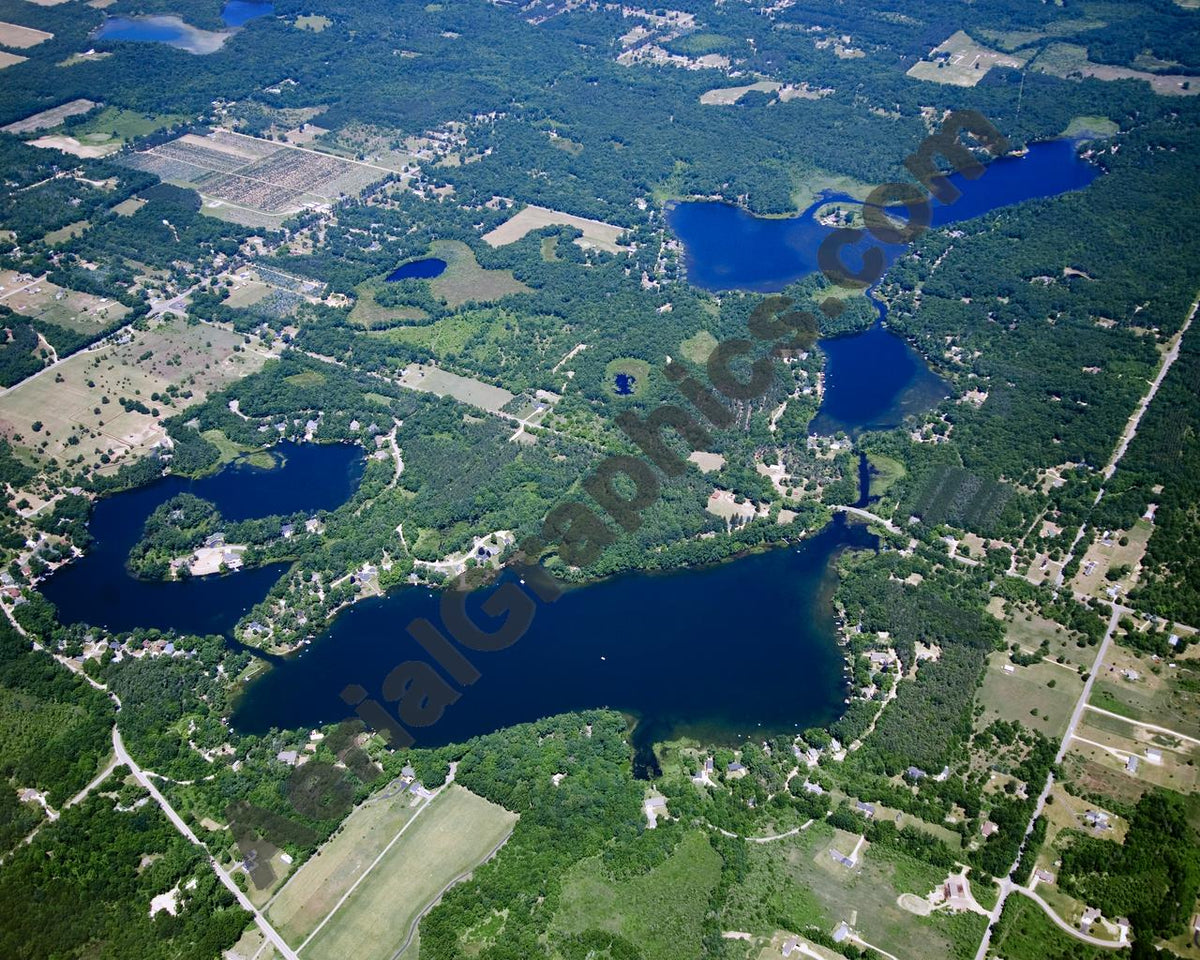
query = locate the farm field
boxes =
[0,316,269,469]
[396,362,514,414]
[427,239,529,308]
[121,130,390,218]
[2,98,98,134]
[481,204,628,253]
[906,30,1026,87]
[0,50,25,68]
[0,19,52,48]
[267,782,424,947]
[301,784,517,960]
[552,831,722,960]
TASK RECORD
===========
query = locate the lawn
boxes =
[552,830,722,960]
[302,784,516,960]
[267,784,424,947]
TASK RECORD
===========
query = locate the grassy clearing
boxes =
[721,822,979,960]
[302,784,516,960]
[605,357,652,398]
[552,831,722,960]
[267,786,424,947]
[2,273,129,333]
[294,14,331,30]
[700,81,782,105]
[1062,115,1120,137]
[1071,520,1154,600]
[199,429,274,470]
[1003,609,1091,668]
[1090,645,1200,739]
[70,107,185,147]
[680,330,718,364]
[429,240,529,309]
[867,452,905,498]
[906,31,1026,87]
[976,653,1083,740]
[349,280,428,329]
[1032,43,1199,96]
[42,221,89,245]
[397,362,514,414]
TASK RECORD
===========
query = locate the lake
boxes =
[96,2,273,53]
[385,257,448,281]
[232,516,878,771]
[40,442,362,637]
[666,140,1100,435]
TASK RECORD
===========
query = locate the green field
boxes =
[976,654,1084,740]
[989,893,1109,960]
[428,240,529,309]
[552,831,722,960]
[867,452,906,498]
[267,786,424,946]
[302,784,517,960]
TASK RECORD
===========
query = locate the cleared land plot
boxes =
[428,239,529,309]
[267,785,423,946]
[0,19,52,48]
[721,823,983,960]
[0,316,266,469]
[482,204,627,253]
[1003,608,1092,668]
[1089,645,1200,740]
[1067,718,1198,793]
[121,130,389,216]
[0,50,26,68]
[700,80,781,104]
[397,362,513,414]
[302,784,516,960]
[2,274,129,334]
[976,654,1083,740]
[1070,520,1153,600]
[1033,43,1200,95]
[552,831,722,960]
[907,31,1026,87]
[3,98,97,134]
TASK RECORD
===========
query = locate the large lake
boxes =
[666,140,1101,435]
[96,2,274,54]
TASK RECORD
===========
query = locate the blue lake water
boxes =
[385,257,447,281]
[614,373,636,395]
[40,442,362,637]
[232,516,877,769]
[96,2,273,52]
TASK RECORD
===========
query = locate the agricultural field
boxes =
[700,81,782,105]
[267,783,425,946]
[481,204,628,253]
[976,653,1084,741]
[1031,43,1200,96]
[2,98,98,135]
[0,50,26,69]
[720,823,985,960]
[0,315,270,469]
[121,130,390,221]
[906,31,1026,87]
[0,19,52,48]
[552,831,722,960]
[301,784,517,960]
[396,362,514,414]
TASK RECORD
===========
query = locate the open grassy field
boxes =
[552,830,722,960]
[1032,43,1200,95]
[1070,520,1154,600]
[349,281,428,329]
[976,653,1083,740]
[0,316,268,469]
[2,98,97,134]
[397,362,514,414]
[301,784,517,960]
[1062,115,1120,138]
[1067,714,1199,794]
[700,80,782,105]
[1089,643,1200,739]
[1,272,129,335]
[427,240,529,309]
[1002,607,1092,668]
[0,20,52,48]
[906,31,1026,87]
[721,822,984,960]
[67,107,186,149]
[481,205,628,254]
[866,452,905,499]
[267,785,424,946]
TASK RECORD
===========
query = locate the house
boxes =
[935,765,951,781]
[944,876,968,900]
[704,756,714,774]
[1034,868,1056,884]
[204,533,226,548]
[1084,810,1110,830]
[1126,755,1139,774]
[1145,749,1163,764]
[276,750,299,765]
[726,761,746,774]
[781,937,801,958]
[280,523,295,539]
[1080,907,1102,932]
[1123,669,1140,681]
[1169,634,1180,648]
[803,780,824,795]
[830,850,855,868]
[1003,664,1016,674]
[905,766,927,781]
[832,921,851,943]
[981,820,999,838]
[855,800,875,818]
[305,517,323,534]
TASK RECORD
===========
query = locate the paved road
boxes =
[1016,887,1125,948]
[973,604,1123,960]
[112,726,300,960]
[833,504,902,534]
